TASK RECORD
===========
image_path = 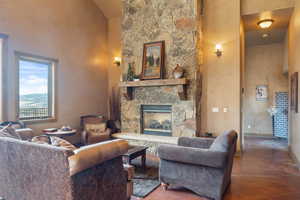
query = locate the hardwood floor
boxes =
[131,136,300,200]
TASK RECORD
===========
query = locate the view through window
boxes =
[0,38,3,121]
[17,53,55,121]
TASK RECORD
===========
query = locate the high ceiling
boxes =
[243,8,294,46]
[93,0,122,19]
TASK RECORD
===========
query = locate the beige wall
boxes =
[201,0,241,148]
[107,17,122,120]
[0,0,109,143]
[243,43,288,136]
[242,0,295,15]
[288,0,300,166]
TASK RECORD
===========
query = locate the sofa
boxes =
[0,134,130,200]
[158,130,238,200]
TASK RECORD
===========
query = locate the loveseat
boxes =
[0,135,129,200]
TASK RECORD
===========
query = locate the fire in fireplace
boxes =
[141,105,172,136]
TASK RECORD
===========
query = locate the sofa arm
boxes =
[178,137,215,149]
[158,144,227,168]
[69,139,129,176]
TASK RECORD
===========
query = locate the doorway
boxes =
[241,8,293,149]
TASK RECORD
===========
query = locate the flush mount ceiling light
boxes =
[257,19,274,29]
[262,33,270,38]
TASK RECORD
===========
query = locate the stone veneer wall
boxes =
[121,0,202,137]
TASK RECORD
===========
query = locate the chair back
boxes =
[80,115,105,130]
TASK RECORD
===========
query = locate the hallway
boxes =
[138,136,300,200]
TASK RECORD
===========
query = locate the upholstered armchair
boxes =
[80,115,112,145]
[158,130,238,200]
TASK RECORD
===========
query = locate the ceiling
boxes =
[93,0,122,19]
[243,8,294,46]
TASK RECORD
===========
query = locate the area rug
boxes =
[132,162,160,198]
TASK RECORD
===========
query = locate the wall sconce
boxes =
[215,44,222,57]
[113,57,121,66]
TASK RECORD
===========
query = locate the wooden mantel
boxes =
[119,78,188,100]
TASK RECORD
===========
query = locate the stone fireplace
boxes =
[141,105,172,136]
[120,0,202,138]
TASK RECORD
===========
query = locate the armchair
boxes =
[158,130,238,200]
[80,115,112,145]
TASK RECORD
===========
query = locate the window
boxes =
[0,38,3,121]
[16,52,56,122]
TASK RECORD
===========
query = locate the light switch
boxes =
[212,107,219,113]
[223,107,228,113]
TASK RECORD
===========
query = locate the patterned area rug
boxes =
[131,159,160,198]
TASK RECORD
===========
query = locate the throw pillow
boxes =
[31,135,51,145]
[0,125,21,140]
[50,136,77,151]
[31,135,77,151]
[85,123,107,135]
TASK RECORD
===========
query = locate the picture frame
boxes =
[141,41,165,80]
[256,85,268,101]
[291,72,298,113]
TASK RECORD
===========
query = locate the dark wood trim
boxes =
[120,79,188,101]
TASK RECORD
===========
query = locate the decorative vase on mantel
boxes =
[127,63,134,81]
[173,64,184,79]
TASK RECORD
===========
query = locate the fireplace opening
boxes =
[141,105,172,136]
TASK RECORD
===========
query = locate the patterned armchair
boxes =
[80,115,112,145]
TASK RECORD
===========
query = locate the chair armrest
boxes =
[158,144,227,168]
[68,139,129,176]
[178,137,215,149]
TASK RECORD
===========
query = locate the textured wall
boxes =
[0,0,109,143]
[121,0,201,136]
[201,0,241,144]
[243,43,288,136]
[241,0,295,15]
[288,0,300,166]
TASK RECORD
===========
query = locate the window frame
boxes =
[15,51,57,123]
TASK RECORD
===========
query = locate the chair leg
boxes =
[161,183,169,191]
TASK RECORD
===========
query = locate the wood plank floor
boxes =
[131,136,300,200]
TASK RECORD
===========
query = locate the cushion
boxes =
[0,125,21,140]
[31,135,52,145]
[69,139,129,176]
[209,130,237,152]
[50,136,77,151]
[32,135,77,151]
[85,123,107,135]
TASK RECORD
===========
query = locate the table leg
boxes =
[124,156,131,165]
[141,152,146,170]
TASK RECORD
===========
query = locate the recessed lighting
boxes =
[257,19,274,29]
[262,33,270,38]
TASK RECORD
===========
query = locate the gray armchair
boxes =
[158,130,238,200]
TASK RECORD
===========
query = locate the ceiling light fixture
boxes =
[262,33,270,38]
[257,19,274,29]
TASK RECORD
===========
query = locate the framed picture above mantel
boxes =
[141,41,165,80]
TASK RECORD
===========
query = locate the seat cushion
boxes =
[0,125,21,140]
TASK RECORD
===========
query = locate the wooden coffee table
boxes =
[122,145,148,170]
